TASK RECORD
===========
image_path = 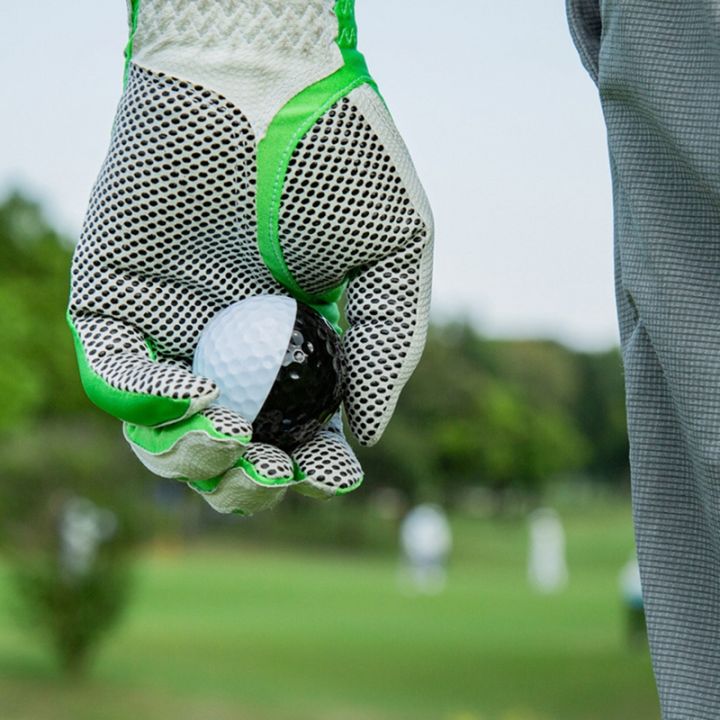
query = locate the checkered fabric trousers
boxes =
[568,1,720,716]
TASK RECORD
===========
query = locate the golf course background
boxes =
[0,193,659,718]
[0,503,658,720]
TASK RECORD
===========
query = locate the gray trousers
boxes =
[567,1,720,716]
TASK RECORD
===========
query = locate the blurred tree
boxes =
[0,416,151,675]
[0,192,86,429]
[574,349,629,480]
[9,490,137,676]
[355,324,595,507]
[0,192,151,674]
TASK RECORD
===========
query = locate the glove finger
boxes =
[343,229,433,446]
[68,311,218,426]
[124,405,252,481]
[292,421,364,499]
[190,470,287,516]
[189,442,295,515]
[264,84,433,448]
[240,443,296,486]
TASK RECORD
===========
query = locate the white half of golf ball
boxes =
[192,295,297,421]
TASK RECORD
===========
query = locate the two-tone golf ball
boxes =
[193,295,343,449]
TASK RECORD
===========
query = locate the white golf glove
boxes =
[67,0,433,515]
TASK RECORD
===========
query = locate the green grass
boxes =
[0,501,659,720]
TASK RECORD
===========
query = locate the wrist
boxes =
[126,0,360,140]
[130,0,343,62]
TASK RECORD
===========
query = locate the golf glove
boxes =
[68,0,433,515]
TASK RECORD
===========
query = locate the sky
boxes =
[1,1,616,350]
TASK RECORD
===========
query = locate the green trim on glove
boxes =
[308,297,344,335]
[189,454,295,493]
[256,0,376,330]
[335,0,359,50]
[67,312,192,426]
[125,413,251,455]
[238,454,296,486]
[124,0,141,87]
[293,464,363,495]
[188,477,223,493]
[335,476,364,495]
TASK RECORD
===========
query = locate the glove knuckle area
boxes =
[293,429,363,498]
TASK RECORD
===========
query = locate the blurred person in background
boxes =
[527,508,568,594]
[399,504,452,594]
[67,1,432,516]
[568,2,720,716]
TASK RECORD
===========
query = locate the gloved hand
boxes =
[67,0,433,515]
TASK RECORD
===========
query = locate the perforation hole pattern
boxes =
[279,96,425,296]
[342,230,429,445]
[243,443,294,480]
[293,430,363,492]
[202,406,253,438]
[69,64,282,398]
[278,95,431,444]
[69,65,431,451]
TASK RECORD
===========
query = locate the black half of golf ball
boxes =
[252,302,343,450]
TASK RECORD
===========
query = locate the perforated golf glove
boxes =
[68,0,433,515]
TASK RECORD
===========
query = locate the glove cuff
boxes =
[125,0,359,140]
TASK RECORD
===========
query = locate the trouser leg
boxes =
[622,319,720,717]
[567,1,720,715]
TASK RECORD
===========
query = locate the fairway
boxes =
[0,503,659,720]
